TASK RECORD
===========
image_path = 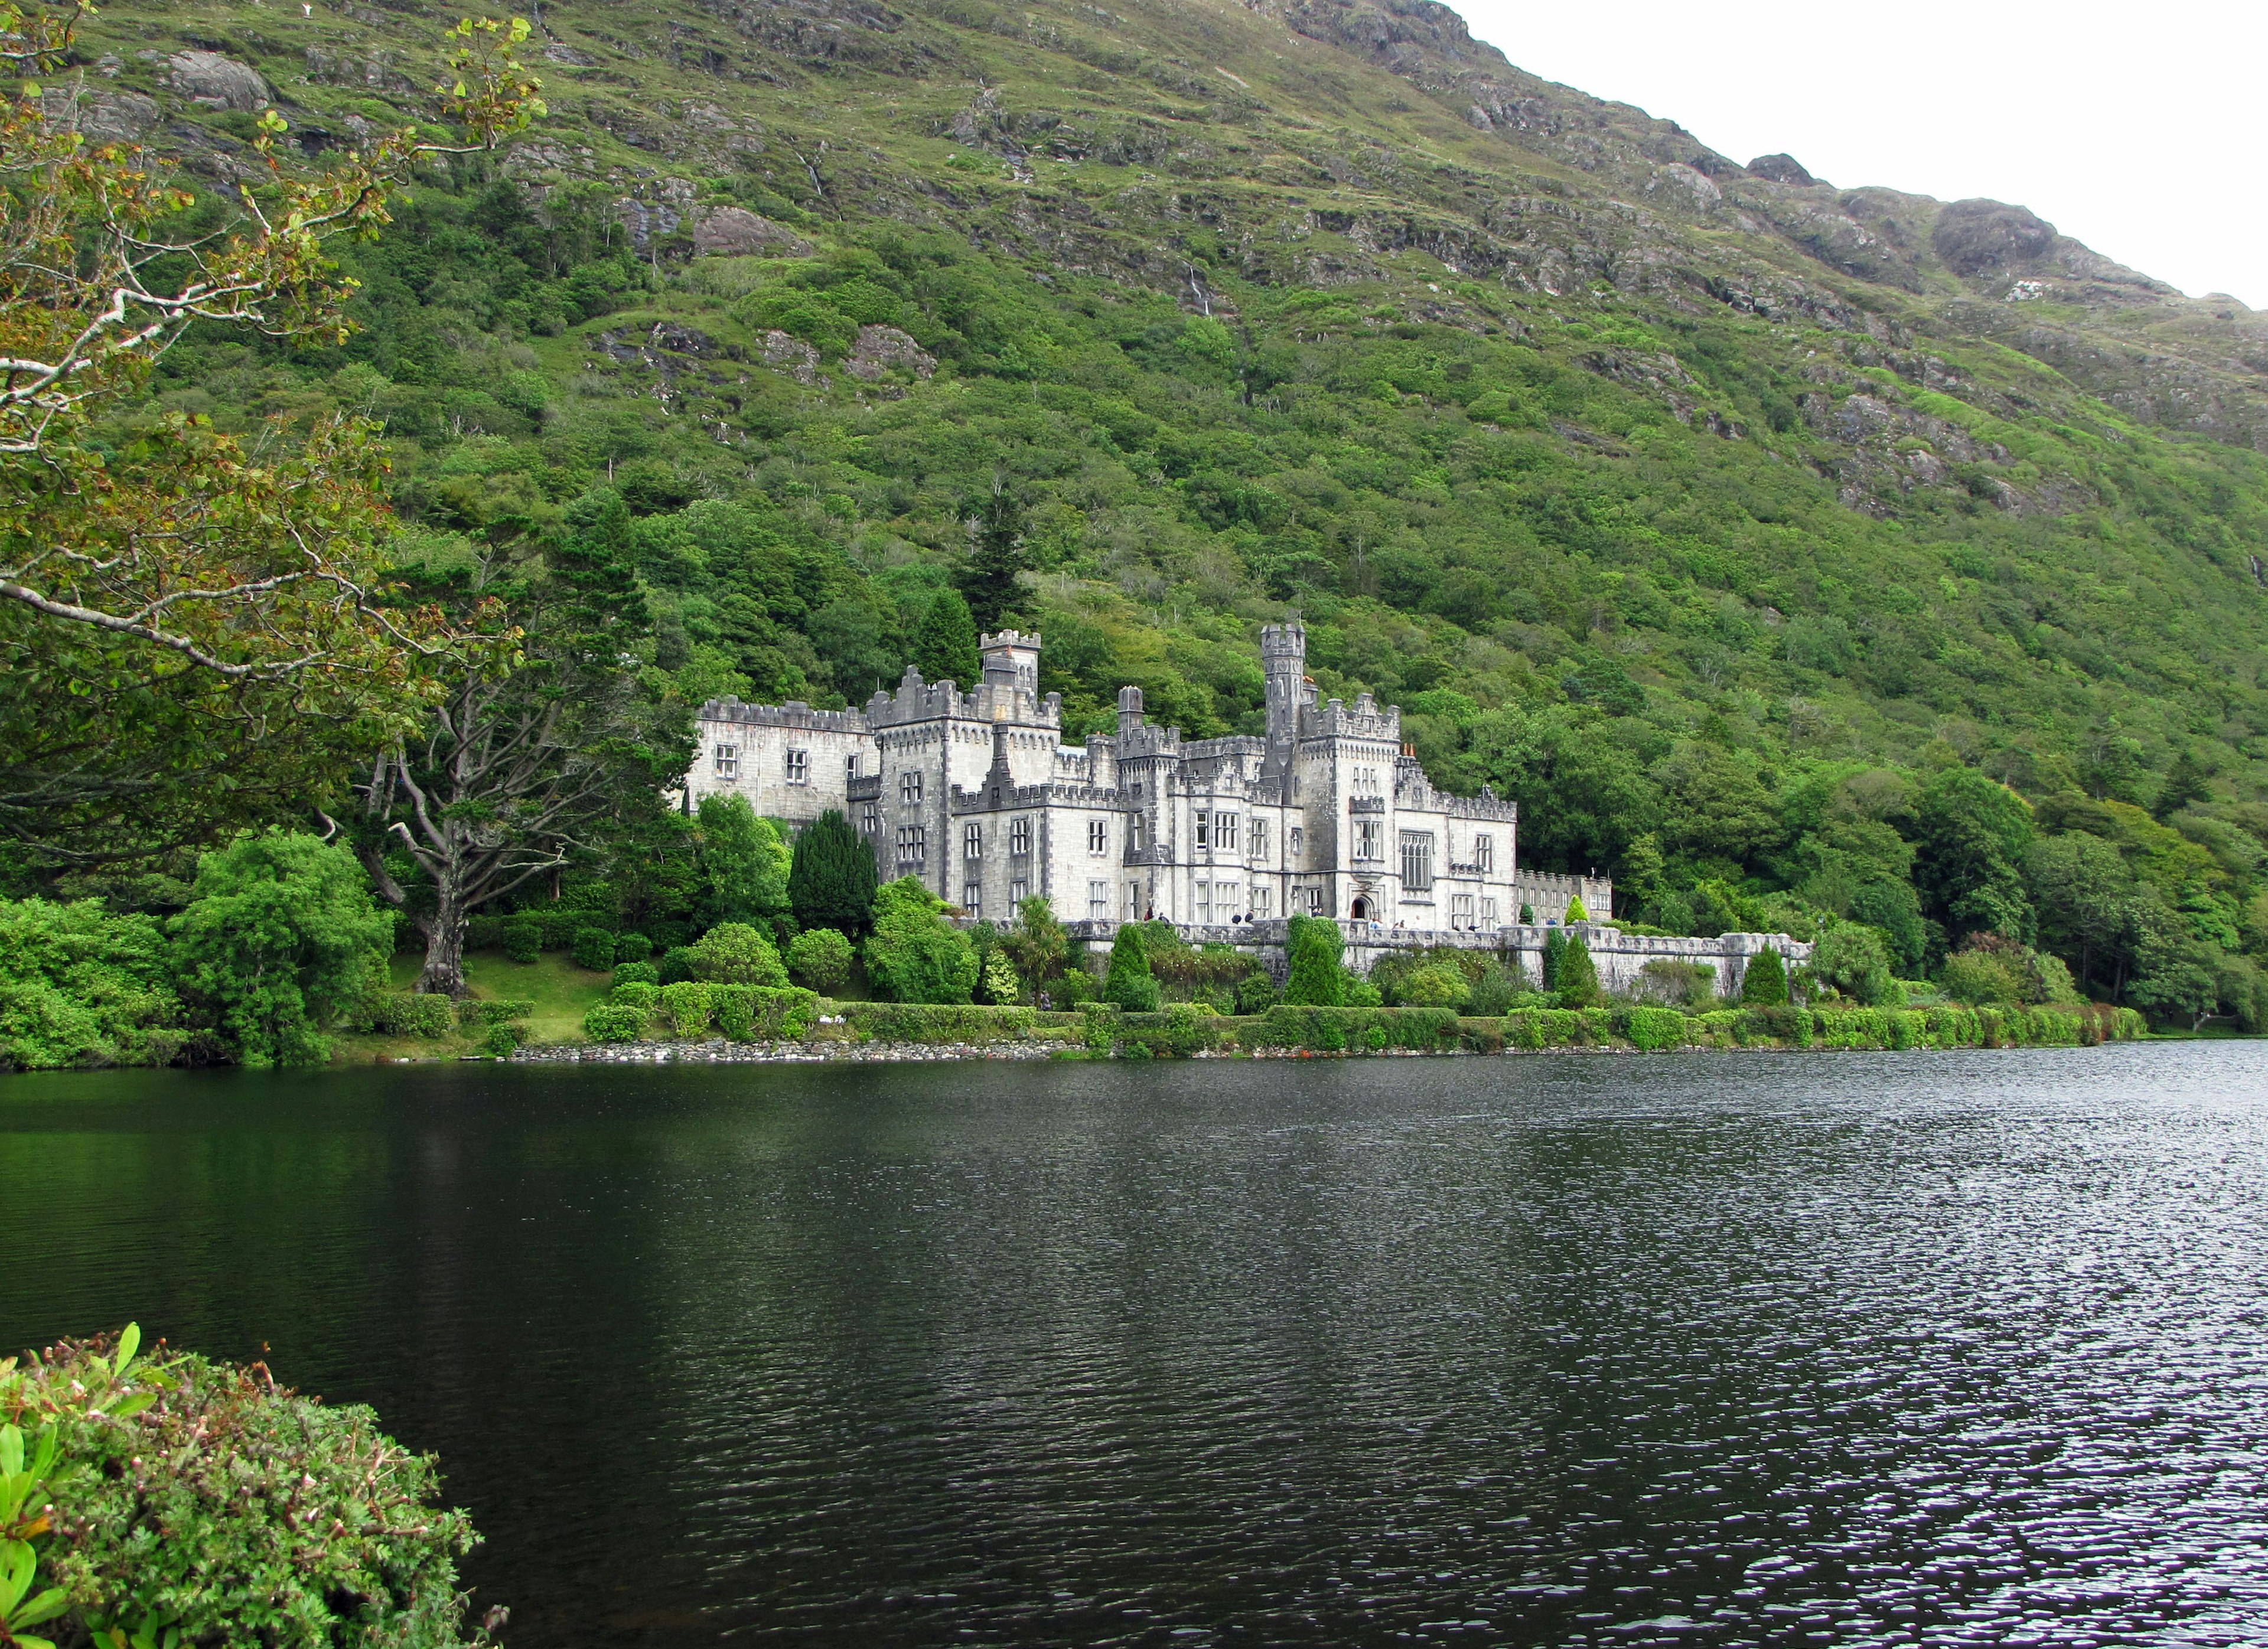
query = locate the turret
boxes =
[1261,619,1305,773]
[1117,683,1146,739]
[980,630,1041,693]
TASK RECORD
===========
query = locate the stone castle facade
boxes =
[683,622,1612,931]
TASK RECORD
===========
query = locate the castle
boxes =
[683,621,1612,933]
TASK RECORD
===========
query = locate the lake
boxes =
[4,1046,2265,1646]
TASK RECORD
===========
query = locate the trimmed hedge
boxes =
[571,925,617,971]
[1114,1003,1241,1058]
[840,1002,1038,1043]
[1257,1005,1462,1051]
[454,998,533,1028]
[582,1002,644,1042]
[657,980,712,1037]
[366,993,454,1038]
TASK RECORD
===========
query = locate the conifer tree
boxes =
[789,809,880,936]
[1542,926,1566,991]
[913,588,982,686]
[959,486,1030,632]
[1282,913,1347,1006]
[1104,920,1161,1011]
[1554,931,1599,1008]
[1566,894,1589,922]
[1740,946,1790,1005]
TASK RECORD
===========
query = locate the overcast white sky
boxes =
[1446,0,2266,309]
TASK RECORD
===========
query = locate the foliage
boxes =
[1551,931,1599,1008]
[1280,914,1347,1007]
[841,1001,1038,1043]
[611,960,659,987]
[1000,896,1069,995]
[366,993,454,1038]
[581,1001,643,1041]
[786,927,853,991]
[169,832,393,1067]
[912,588,980,687]
[1738,946,1790,1006]
[501,917,542,964]
[1635,957,1717,1008]
[862,876,976,1003]
[788,810,879,938]
[0,899,182,1070]
[1941,949,2023,1006]
[656,980,713,1036]
[685,921,788,986]
[696,794,790,928]
[1806,926,1899,1006]
[0,1325,491,1647]
[570,925,616,971]
[1102,921,1161,1011]
[614,932,653,964]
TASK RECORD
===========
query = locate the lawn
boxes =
[333,949,616,1063]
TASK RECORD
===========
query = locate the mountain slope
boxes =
[43,0,2268,989]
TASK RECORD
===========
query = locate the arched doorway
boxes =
[1350,896,1370,920]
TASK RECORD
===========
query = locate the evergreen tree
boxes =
[788,809,879,936]
[913,588,982,686]
[2154,749,2215,820]
[1518,902,1535,925]
[1566,894,1589,921]
[1553,931,1599,1008]
[1740,946,1790,1005]
[1281,913,1347,1006]
[958,486,1029,632]
[1104,920,1161,1011]
[1541,925,1566,990]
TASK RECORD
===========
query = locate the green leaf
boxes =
[0,1426,20,1479]
[115,1323,141,1377]
[15,1586,71,1627]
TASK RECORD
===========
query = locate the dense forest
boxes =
[6,0,2268,1066]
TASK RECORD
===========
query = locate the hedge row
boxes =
[583,982,821,1044]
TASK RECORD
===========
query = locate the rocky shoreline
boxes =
[511,1038,1082,1063]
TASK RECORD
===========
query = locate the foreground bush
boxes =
[0,1327,493,1647]
[0,900,183,1071]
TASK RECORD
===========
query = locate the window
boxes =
[1249,819,1269,862]
[1195,881,1211,923]
[859,801,879,835]
[1130,813,1145,852]
[1252,885,1272,918]
[894,825,926,868]
[1089,880,1108,921]
[1011,877,1029,907]
[1087,818,1108,855]
[1217,881,1239,918]
[1355,819,1382,861]
[1480,898,1498,927]
[1127,881,1141,918]
[713,744,739,780]
[1216,812,1238,853]
[1009,816,1032,856]
[1401,830,1435,892]
[785,748,810,785]
[964,823,984,861]
[899,770,923,804]
[1194,813,1210,850]
[1289,826,1303,859]
[1474,833,1494,874]
[1305,885,1325,915]
[964,882,983,918]
[846,753,862,780]
[1451,894,1475,927]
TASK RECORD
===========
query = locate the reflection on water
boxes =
[4,1046,2266,1646]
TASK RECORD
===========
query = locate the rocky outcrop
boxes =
[692,207,814,257]
[759,330,822,384]
[846,325,936,381]
[1747,152,1817,187]
[41,86,159,144]
[1933,198,2057,277]
[163,50,269,110]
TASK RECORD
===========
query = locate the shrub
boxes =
[686,922,789,987]
[1808,925,1898,1006]
[1637,958,1716,1008]
[1103,922,1161,1012]
[1260,1005,1460,1051]
[1467,958,1524,1015]
[614,931,653,963]
[1620,1005,1689,1051]
[1050,965,1098,1006]
[1941,949,2022,1005]
[482,1021,520,1057]
[455,998,533,1027]
[864,878,977,1003]
[1399,961,1471,1009]
[612,960,659,987]
[170,832,395,1068]
[843,1002,1035,1042]
[501,916,543,963]
[465,914,507,951]
[1282,914,1347,1006]
[786,927,853,991]
[571,925,618,971]
[610,980,659,1013]
[1,1327,487,1648]
[789,809,879,937]
[368,993,455,1038]
[0,898,184,1071]
[656,946,699,985]
[1552,932,1599,1008]
[1234,971,1280,1014]
[710,984,757,1039]
[1739,946,1789,1005]
[658,980,714,1037]
[582,1002,646,1042]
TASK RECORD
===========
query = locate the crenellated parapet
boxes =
[1301,692,1400,742]
[948,779,1117,813]
[699,698,869,734]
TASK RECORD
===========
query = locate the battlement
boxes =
[949,779,1116,813]
[1302,693,1401,742]
[865,667,1060,731]
[699,698,869,735]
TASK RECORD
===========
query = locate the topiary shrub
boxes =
[612,960,659,988]
[685,923,788,988]
[657,980,713,1037]
[786,927,853,992]
[582,1002,644,1042]
[1620,1005,1689,1051]
[501,916,542,964]
[656,946,699,985]
[710,984,756,1040]
[1102,922,1161,1012]
[465,915,507,951]
[481,1021,520,1057]
[454,998,533,1028]
[1281,914,1347,1006]
[1551,933,1599,1008]
[571,925,617,972]
[368,993,454,1038]
[613,931,653,963]
[1739,946,1789,1005]
[0,1326,490,1647]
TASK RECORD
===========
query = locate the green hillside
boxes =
[14,0,2268,1025]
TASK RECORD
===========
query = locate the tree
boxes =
[913,588,981,686]
[1912,768,2034,942]
[355,500,690,996]
[1566,894,1589,921]
[0,8,544,868]
[1280,913,1345,1006]
[1808,925,1896,1005]
[1002,894,1068,995]
[2153,749,2215,820]
[789,809,879,936]
[685,922,789,986]
[169,832,395,1066]
[1103,920,1162,1010]
[2026,832,2137,997]
[958,484,1029,632]
[863,875,976,1003]
[1553,931,1599,1007]
[786,927,853,991]
[1847,878,1927,976]
[1739,946,1788,1006]
[697,794,790,928]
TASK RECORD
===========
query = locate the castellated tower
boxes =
[980,630,1041,694]
[1260,620,1306,777]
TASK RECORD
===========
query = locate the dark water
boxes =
[4,1047,2266,1647]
